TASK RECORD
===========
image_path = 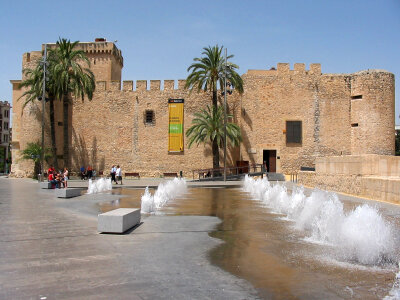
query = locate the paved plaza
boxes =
[1,176,399,299]
[0,177,259,299]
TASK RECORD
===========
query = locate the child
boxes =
[63,168,69,188]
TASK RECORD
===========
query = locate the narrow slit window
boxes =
[351,123,359,127]
[351,95,362,100]
[145,110,155,125]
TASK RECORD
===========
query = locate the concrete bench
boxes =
[163,172,178,178]
[125,172,140,179]
[98,208,141,233]
[266,172,286,181]
[40,182,52,189]
[55,188,85,198]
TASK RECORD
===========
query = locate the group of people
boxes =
[47,166,69,189]
[110,165,122,184]
[80,165,95,180]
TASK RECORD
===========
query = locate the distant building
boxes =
[0,101,11,173]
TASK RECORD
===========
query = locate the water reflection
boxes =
[99,187,398,299]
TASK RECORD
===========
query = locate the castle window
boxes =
[351,123,359,127]
[4,110,9,118]
[144,110,155,125]
[351,95,362,100]
[4,122,8,130]
[3,134,8,143]
[286,121,302,145]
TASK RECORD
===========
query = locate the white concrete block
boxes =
[55,188,84,198]
[40,182,52,189]
[98,208,141,233]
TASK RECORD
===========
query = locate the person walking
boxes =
[116,165,122,185]
[110,165,117,184]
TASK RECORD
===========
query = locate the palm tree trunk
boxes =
[212,138,220,174]
[63,94,69,168]
[49,98,58,170]
[212,89,218,109]
[33,161,40,179]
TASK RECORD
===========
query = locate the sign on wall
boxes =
[168,99,184,152]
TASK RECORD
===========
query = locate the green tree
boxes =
[21,142,52,179]
[50,38,95,168]
[185,45,243,169]
[19,59,58,169]
[186,105,242,171]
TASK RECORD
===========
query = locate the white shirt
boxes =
[116,167,122,177]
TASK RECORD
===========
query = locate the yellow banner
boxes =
[168,99,184,152]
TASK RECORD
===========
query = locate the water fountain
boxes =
[87,177,112,194]
[242,175,399,265]
[141,178,187,213]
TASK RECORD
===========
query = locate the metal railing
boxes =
[192,164,264,180]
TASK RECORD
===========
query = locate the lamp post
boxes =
[223,48,227,182]
[40,44,47,181]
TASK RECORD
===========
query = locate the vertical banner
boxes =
[168,99,184,152]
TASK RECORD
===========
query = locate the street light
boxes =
[40,44,47,181]
[223,48,227,182]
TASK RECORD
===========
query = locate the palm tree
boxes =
[50,38,95,167]
[21,142,52,179]
[185,45,243,109]
[186,105,242,171]
[19,58,59,169]
[185,45,243,170]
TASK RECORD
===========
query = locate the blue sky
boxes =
[1,0,399,123]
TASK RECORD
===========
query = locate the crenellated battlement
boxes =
[247,63,321,76]
[96,79,189,92]
[22,51,42,65]
[43,40,123,67]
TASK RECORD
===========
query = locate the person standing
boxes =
[63,167,69,188]
[116,165,122,185]
[110,165,117,184]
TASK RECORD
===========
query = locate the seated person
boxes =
[48,172,58,189]
[55,173,63,189]
[87,165,93,179]
[80,166,87,180]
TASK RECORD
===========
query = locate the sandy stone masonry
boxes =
[10,40,395,179]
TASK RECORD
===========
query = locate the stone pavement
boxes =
[0,178,259,299]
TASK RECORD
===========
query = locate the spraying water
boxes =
[242,175,399,265]
[87,178,112,194]
[141,178,187,213]
[384,265,400,300]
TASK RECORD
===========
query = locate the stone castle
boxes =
[10,39,395,178]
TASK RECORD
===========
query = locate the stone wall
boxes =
[239,64,353,173]
[298,155,400,203]
[70,79,240,177]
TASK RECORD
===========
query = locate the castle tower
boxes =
[44,38,123,83]
[10,39,124,176]
[350,70,395,155]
